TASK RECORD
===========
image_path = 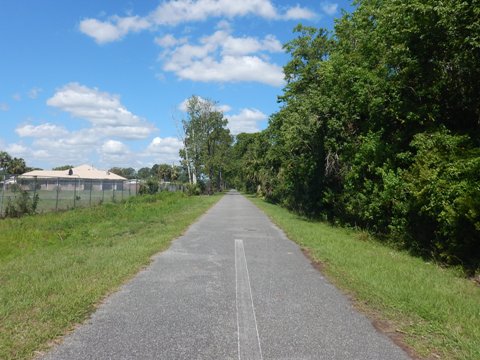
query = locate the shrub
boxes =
[4,190,39,218]
[185,183,201,196]
[139,178,159,195]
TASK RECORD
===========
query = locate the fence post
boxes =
[112,183,115,202]
[55,177,59,211]
[89,179,92,207]
[102,180,105,203]
[121,181,124,201]
[0,174,5,216]
[73,179,77,208]
[33,176,37,200]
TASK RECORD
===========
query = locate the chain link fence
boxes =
[0,174,140,217]
[158,182,186,192]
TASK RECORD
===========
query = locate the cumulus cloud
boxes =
[80,1,316,43]
[13,83,161,168]
[321,2,339,16]
[101,140,129,155]
[283,5,316,20]
[161,27,284,86]
[16,123,68,138]
[79,16,150,44]
[6,143,29,157]
[175,55,284,85]
[32,137,93,164]
[47,82,155,139]
[149,0,278,25]
[29,130,138,167]
[226,108,267,135]
[154,34,187,48]
[144,136,183,163]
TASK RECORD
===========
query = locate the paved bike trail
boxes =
[41,191,409,360]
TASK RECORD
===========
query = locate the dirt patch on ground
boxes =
[300,247,436,360]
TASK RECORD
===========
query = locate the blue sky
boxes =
[0,0,353,170]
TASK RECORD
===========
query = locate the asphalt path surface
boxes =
[41,191,410,360]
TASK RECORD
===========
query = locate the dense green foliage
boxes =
[229,0,480,272]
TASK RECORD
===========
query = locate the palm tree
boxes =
[8,157,26,175]
[0,151,12,174]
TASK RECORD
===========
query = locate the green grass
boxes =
[0,192,221,360]
[249,196,480,360]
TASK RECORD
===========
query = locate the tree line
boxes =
[228,0,480,273]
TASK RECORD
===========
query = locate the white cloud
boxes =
[46,82,155,138]
[0,103,8,111]
[11,127,158,168]
[97,126,155,139]
[216,104,232,113]
[149,0,278,26]
[28,87,42,99]
[12,83,160,168]
[144,136,182,163]
[80,1,315,44]
[175,55,284,86]
[161,27,284,86]
[31,149,51,160]
[261,34,283,52]
[226,108,267,135]
[283,5,316,20]
[6,143,29,157]
[321,2,339,16]
[154,34,186,48]
[79,16,150,44]
[33,129,100,149]
[29,128,110,165]
[178,96,231,113]
[101,140,129,155]
[221,34,282,56]
[16,123,69,138]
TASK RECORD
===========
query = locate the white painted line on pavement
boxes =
[235,239,263,360]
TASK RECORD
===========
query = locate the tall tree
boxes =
[180,96,232,191]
